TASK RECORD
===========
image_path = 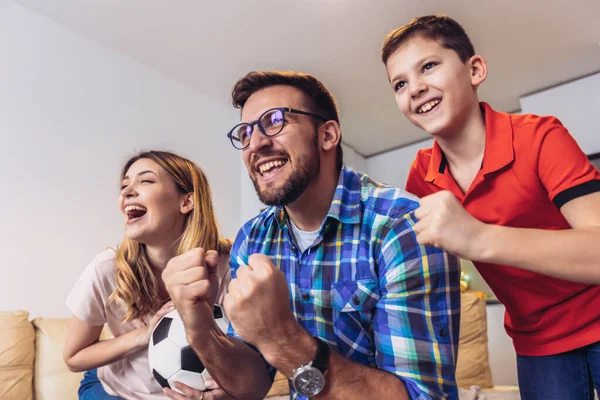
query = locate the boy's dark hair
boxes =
[231,71,343,169]
[381,14,475,65]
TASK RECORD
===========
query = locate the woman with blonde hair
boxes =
[64,151,231,400]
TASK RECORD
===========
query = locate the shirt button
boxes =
[290,244,297,253]
[351,295,360,306]
[439,328,448,338]
[302,292,311,302]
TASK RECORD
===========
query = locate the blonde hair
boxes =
[107,151,231,322]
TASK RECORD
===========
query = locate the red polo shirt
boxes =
[405,102,600,356]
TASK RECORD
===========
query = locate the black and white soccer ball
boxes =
[148,305,228,393]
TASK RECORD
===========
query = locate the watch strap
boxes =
[312,337,330,374]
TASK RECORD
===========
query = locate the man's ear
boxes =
[180,193,194,215]
[320,120,342,153]
[469,54,488,88]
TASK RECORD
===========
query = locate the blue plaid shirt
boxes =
[229,166,461,399]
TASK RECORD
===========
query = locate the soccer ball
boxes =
[148,305,228,393]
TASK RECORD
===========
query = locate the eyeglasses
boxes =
[227,107,327,150]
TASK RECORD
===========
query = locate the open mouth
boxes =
[257,159,288,177]
[124,205,147,223]
[417,99,441,114]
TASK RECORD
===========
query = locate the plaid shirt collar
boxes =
[263,165,363,230]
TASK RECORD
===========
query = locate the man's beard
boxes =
[251,134,320,207]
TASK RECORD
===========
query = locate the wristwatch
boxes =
[290,337,330,397]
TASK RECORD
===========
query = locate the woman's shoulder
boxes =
[81,248,119,282]
[92,247,118,263]
[90,247,118,268]
[66,248,120,323]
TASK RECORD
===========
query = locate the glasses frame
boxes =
[227,107,327,150]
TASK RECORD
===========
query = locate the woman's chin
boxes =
[125,227,149,244]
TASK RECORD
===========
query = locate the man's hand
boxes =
[414,191,487,259]
[163,248,220,343]
[223,254,301,359]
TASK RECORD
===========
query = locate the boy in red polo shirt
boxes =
[381,15,600,399]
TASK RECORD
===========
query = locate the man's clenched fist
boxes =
[223,254,301,356]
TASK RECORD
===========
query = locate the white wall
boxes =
[520,72,600,155]
[342,143,367,173]
[486,304,518,386]
[366,139,434,188]
[239,160,265,225]
[0,1,240,318]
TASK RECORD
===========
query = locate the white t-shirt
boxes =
[66,248,230,399]
[288,219,320,253]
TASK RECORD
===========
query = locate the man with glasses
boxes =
[163,71,461,400]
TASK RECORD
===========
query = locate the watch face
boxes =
[294,367,325,396]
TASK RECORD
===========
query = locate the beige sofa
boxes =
[0,292,518,399]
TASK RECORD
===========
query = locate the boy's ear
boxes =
[319,120,342,153]
[469,55,488,88]
[180,192,194,215]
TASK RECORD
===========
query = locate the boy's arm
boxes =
[416,190,600,283]
[474,192,600,283]
[414,124,600,284]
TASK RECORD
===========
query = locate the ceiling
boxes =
[16,0,600,156]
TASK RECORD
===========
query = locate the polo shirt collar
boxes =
[425,140,445,182]
[425,102,515,183]
[480,102,515,175]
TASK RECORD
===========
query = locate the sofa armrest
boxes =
[0,311,35,400]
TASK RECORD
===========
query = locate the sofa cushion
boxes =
[266,371,289,397]
[456,292,494,389]
[32,318,112,400]
[33,318,81,400]
[0,310,35,400]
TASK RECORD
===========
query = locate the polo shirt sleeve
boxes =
[537,118,600,208]
[375,210,461,399]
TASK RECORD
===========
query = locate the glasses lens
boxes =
[260,109,284,136]
[230,124,252,149]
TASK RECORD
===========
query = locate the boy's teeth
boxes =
[418,99,441,114]
[259,160,286,174]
